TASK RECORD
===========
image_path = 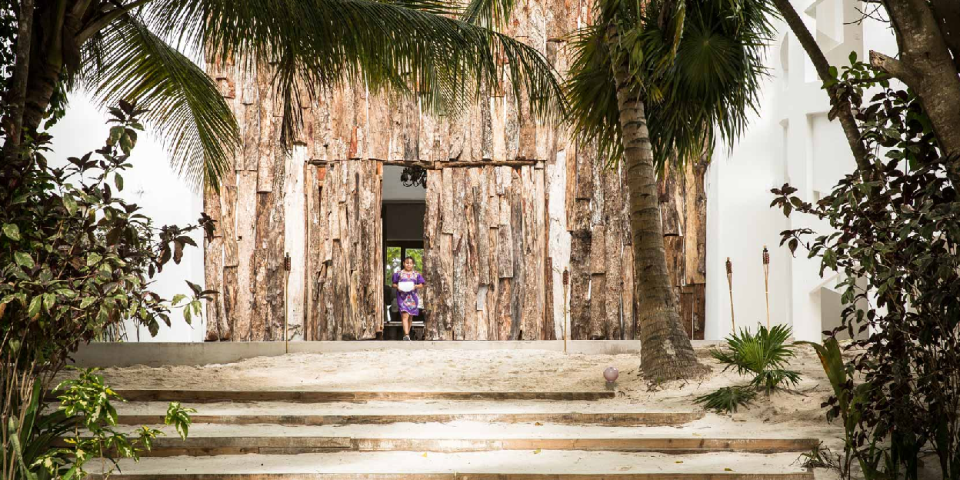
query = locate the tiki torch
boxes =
[763,246,770,329]
[726,257,735,331]
[284,253,291,354]
[562,268,570,355]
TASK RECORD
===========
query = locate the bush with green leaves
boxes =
[25,368,195,479]
[695,325,800,413]
[1,102,210,479]
[771,58,960,480]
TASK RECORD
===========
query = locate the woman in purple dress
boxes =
[392,257,425,341]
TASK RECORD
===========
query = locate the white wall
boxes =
[48,94,205,342]
[705,0,895,342]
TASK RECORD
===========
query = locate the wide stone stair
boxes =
[88,388,818,479]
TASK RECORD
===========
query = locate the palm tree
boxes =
[566,0,775,380]
[0,0,562,189]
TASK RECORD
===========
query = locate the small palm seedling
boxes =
[696,324,801,413]
[713,324,801,394]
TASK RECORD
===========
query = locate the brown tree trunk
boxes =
[875,0,960,158]
[608,28,705,380]
[1,0,34,160]
[770,0,869,172]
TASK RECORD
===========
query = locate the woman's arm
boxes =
[415,273,425,289]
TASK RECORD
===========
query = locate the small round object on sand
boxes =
[603,366,619,383]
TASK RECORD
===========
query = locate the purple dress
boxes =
[393,270,425,316]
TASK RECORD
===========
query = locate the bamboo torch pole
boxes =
[284,254,291,354]
[562,268,570,355]
[726,257,735,331]
[763,246,770,329]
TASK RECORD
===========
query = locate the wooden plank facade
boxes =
[202,0,707,342]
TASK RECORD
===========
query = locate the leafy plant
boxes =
[1,103,207,479]
[798,441,841,471]
[694,386,757,413]
[696,325,800,413]
[24,368,194,479]
[711,324,801,394]
[772,59,960,479]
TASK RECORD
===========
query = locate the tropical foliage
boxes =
[710,325,800,394]
[0,104,205,479]
[773,60,960,480]
[695,385,756,413]
[0,0,563,188]
[563,0,775,379]
[565,0,775,168]
[696,325,800,413]
[8,368,193,479]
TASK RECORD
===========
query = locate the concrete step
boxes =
[77,422,818,456]
[112,400,702,427]
[107,390,615,403]
[88,450,813,479]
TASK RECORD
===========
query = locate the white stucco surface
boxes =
[47,94,205,342]
[705,0,897,341]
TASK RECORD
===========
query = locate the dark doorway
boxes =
[381,166,427,339]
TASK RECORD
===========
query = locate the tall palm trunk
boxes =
[608,28,704,380]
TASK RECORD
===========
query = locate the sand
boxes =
[79,344,839,438]
[62,343,876,478]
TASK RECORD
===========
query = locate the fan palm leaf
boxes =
[566,0,775,169]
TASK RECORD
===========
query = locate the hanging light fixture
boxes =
[400,166,428,188]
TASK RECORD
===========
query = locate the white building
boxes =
[49,0,895,343]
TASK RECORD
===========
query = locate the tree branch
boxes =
[771,0,870,171]
[869,50,919,89]
[2,0,35,156]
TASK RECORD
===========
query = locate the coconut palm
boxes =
[566,0,775,379]
[0,0,562,188]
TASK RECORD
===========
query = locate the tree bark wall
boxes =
[201,0,707,342]
[657,157,708,340]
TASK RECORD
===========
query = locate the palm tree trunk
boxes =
[607,29,705,381]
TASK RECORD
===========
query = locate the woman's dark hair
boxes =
[403,256,416,264]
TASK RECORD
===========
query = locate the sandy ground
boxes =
[89,450,813,475]
[82,343,840,436]
[66,343,872,478]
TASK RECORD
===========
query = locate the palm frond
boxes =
[80,15,239,189]
[565,25,622,163]
[695,385,757,413]
[460,0,517,29]
[711,324,801,394]
[646,0,776,168]
[565,0,776,170]
[142,0,563,171]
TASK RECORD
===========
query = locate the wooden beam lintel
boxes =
[307,158,545,170]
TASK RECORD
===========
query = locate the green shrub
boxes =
[772,58,960,479]
[696,324,800,413]
[711,324,801,394]
[1,102,209,479]
[29,368,195,479]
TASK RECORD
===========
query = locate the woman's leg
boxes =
[401,312,411,337]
